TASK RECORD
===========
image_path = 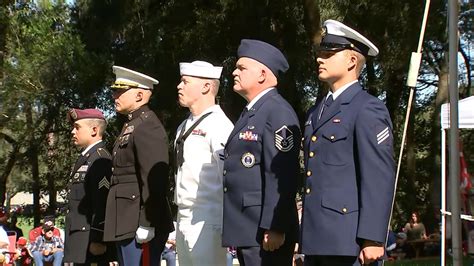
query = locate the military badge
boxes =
[321,26,327,38]
[247,125,255,130]
[241,152,256,168]
[275,125,294,152]
[305,120,312,126]
[73,173,80,180]
[78,165,88,172]
[192,129,207,137]
[69,109,78,120]
[124,125,135,134]
[239,131,258,141]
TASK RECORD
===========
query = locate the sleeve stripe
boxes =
[376,127,389,138]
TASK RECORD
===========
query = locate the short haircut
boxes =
[85,118,107,136]
[209,79,220,96]
[345,50,366,76]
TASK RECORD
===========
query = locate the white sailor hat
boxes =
[111,66,159,90]
[179,61,223,79]
[319,19,379,57]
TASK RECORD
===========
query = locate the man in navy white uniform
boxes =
[174,60,233,265]
[301,20,395,266]
[222,39,301,266]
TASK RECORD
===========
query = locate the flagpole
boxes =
[448,0,461,264]
[386,1,430,263]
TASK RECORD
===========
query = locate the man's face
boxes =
[232,57,261,95]
[71,119,94,148]
[177,76,205,108]
[112,88,139,114]
[43,230,53,239]
[316,50,351,83]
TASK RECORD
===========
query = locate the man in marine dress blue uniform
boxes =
[104,66,174,266]
[222,39,301,266]
[64,108,116,266]
[301,20,396,266]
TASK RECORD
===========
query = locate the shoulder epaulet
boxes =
[96,147,111,158]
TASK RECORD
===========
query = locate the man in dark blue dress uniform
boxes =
[64,108,116,265]
[301,20,396,266]
[104,66,174,266]
[222,39,301,266]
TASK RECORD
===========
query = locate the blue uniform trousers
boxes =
[237,240,294,266]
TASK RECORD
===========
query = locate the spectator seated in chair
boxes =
[14,237,32,266]
[29,221,63,266]
[28,217,61,243]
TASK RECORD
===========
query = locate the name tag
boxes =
[78,165,88,172]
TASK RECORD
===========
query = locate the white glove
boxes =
[135,226,155,244]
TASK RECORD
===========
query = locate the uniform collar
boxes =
[81,140,103,156]
[127,105,150,121]
[190,104,220,121]
[246,87,275,110]
[329,80,358,100]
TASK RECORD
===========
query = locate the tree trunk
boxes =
[302,0,321,45]
[405,92,417,205]
[429,55,449,215]
[0,144,18,206]
[25,102,41,226]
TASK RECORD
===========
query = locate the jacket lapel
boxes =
[313,83,363,132]
[71,142,104,175]
[226,89,278,149]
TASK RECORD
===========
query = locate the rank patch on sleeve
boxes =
[377,126,390,144]
[275,125,294,152]
[98,176,110,190]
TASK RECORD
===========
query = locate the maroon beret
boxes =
[68,108,105,122]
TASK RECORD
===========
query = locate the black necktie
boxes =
[319,95,334,119]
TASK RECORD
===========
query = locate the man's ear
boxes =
[91,126,99,137]
[202,82,211,94]
[258,68,266,83]
[135,91,144,102]
[347,52,357,71]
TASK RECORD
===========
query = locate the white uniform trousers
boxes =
[176,221,227,266]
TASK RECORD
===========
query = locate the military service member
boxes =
[222,39,301,266]
[64,108,115,266]
[301,20,396,266]
[174,60,233,266]
[104,66,173,266]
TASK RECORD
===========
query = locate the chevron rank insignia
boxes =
[98,176,110,190]
[275,125,294,152]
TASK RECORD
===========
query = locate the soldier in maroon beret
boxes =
[64,108,116,266]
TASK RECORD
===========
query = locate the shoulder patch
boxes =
[275,125,294,152]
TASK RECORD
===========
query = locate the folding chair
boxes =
[3,231,17,266]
